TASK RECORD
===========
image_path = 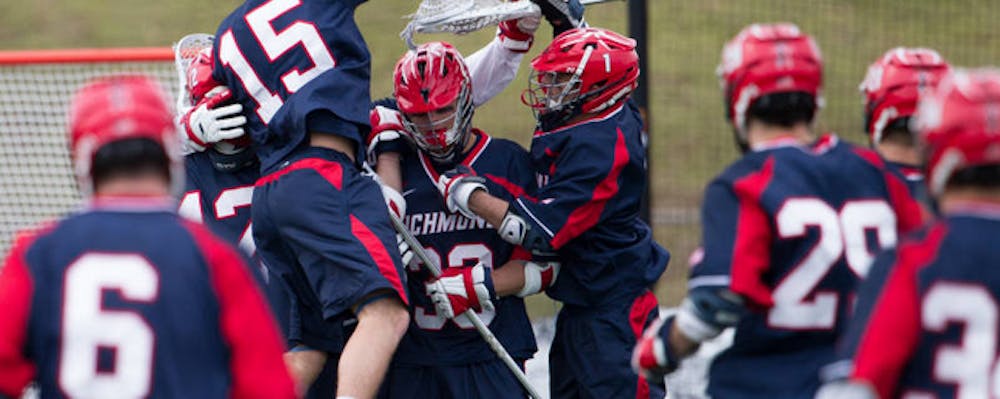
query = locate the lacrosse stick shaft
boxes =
[387,212,543,399]
[581,0,623,4]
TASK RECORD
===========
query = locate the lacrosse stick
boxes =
[386,206,543,399]
[400,0,623,49]
[171,33,215,112]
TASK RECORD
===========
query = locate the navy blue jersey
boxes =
[691,135,925,398]
[394,130,537,365]
[213,0,371,172]
[888,160,936,214]
[0,197,293,399]
[180,152,259,254]
[510,101,669,306]
[832,204,1000,399]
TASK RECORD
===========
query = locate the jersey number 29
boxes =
[769,199,897,330]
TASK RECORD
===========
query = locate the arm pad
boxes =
[498,207,554,255]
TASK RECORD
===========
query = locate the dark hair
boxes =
[746,92,816,128]
[947,164,1000,190]
[91,138,170,190]
[879,118,917,147]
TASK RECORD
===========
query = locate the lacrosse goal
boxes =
[0,47,177,254]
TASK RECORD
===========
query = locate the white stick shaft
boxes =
[387,212,543,399]
[581,0,623,5]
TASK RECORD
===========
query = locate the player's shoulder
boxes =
[5,219,61,258]
[482,133,529,156]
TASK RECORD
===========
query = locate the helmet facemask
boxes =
[401,85,474,164]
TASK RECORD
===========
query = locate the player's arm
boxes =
[191,225,296,399]
[814,249,902,399]
[633,179,763,379]
[829,243,923,399]
[466,12,540,107]
[491,253,559,298]
[0,237,38,398]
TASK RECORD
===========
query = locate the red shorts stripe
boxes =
[255,158,343,190]
[349,215,409,305]
[628,290,659,399]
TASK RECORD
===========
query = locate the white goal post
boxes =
[0,47,178,254]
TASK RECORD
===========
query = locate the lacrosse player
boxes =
[860,47,951,212]
[631,23,925,399]
[817,68,1000,399]
[434,27,671,399]
[0,75,294,399]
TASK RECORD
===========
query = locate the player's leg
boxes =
[379,363,441,399]
[252,167,346,392]
[338,293,410,397]
[336,170,411,397]
[553,290,663,399]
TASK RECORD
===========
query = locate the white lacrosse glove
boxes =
[814,380,878,399]
[497,3,541,53]
[181,86,247,152]
[516,260,560,297]
[425,262,495,319]
[380,183,407,220]
[395,233,415,269]
[367,105,410,165]
[435,165,488,220]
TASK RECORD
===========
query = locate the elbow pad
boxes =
[498,207,554,254]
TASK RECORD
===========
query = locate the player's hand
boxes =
[367,105,409,164]
[498,2,541,53]
[516,260,560,297]
[529,0,586,36]
[380,183,407,220]
[425,262,495,319]
[181,86,246,152]
[435,165,488,220]
[631,315,681,382]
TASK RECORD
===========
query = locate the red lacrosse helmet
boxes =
[860,47,950,144]
[69,75,179,191]
[523,27,639,131]
[913,68,1000,195]
[718,23,822,138]
[393,41,474,163]
[186,47,222,104]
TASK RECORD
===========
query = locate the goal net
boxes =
[0,47,177,254]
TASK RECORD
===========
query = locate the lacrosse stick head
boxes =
[400,0,541,49]
[172,33,215,110]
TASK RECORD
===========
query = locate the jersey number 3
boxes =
[770,199,897,330]
[218,0,337,123]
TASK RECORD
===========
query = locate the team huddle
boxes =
[0,0,998,399]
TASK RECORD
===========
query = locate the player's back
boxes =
[13,201,256,398]
[213,0,371,172]
[696,135,920,398]
[180,152,259,253]
[854,214,1000,398]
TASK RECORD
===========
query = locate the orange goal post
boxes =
[0,47,177,254]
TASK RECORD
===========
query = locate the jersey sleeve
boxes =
[0,237,37,397]
[694,158,777,309]
[511,128,629,250]
[465,36,524,108]
[189,224,296,399]
[848,227,944,399]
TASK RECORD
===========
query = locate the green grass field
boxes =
[4,0,999,315]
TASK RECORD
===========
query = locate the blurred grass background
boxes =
[2,0,999,316]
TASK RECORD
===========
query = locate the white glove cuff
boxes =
[516,261,558,297]
[675,299,723,343]
[381,185,407,219]
[452,180,485,220]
